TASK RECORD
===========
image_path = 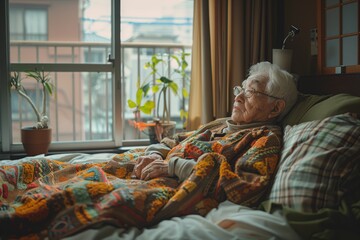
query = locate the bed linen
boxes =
[64,200,301,240]
[0,154,301,240]
[0,126,282,239]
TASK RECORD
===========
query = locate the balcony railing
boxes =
[9,40,192,146]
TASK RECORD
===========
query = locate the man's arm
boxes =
[168,157,196,181]
[136,154,196,181]
[145,143,171,158]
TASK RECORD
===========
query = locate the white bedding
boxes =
[65,200,300,240]
[2,153,301,240]
[0,152,116,165]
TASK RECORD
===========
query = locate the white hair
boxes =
[246,61,298,120]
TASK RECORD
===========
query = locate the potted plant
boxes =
[127,51,190,143]
[9,69,55,155]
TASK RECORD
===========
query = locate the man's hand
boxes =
[140,159,169,181]
[133,154,163,179]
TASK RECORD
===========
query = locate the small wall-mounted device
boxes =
[310,28,318,56]
[335,65,345,74]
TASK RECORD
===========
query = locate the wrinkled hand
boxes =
[133,154,163,179]
[140,159,169,181]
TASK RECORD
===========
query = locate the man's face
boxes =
[231,75,277,124]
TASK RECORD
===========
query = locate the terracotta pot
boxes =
[147,121,176,144]
[21,127,52,156]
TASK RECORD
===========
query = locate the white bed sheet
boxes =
[65,201,301,240]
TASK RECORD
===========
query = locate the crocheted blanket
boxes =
[0,126,281,239]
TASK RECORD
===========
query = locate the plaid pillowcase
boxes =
[268,113,360,212]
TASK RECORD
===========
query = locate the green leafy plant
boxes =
[127,51,190,126]
[9,69,55,129]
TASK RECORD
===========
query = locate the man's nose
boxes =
[234,93,244,102]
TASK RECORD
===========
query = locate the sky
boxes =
[83,0,193,40]
[85,0,191,18]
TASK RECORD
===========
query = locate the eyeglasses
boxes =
[233,86,282,99]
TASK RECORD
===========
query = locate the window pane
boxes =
[121,0,193,45]
[121,0,193,141]
[9,0,111,64]
[343,36,358,65]
[11,89,40,122]
[326,0,339,7]
[25,9,47,40]
[326,7,339,37]
[9,8,24,40]
[11,71,113,143]
[326,39,340,67]
[342,2,358,34]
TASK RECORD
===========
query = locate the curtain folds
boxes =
[187,0,279,130]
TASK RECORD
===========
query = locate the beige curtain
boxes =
[187,0,279,130]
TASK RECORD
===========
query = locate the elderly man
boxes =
[135,61,297,181]
[124,61,298,222]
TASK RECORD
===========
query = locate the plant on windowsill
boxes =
[127,51,190,143]
[9,69,55,156]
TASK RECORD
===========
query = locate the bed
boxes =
[1,73,360,240]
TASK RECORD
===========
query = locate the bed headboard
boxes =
[297,73,360,97]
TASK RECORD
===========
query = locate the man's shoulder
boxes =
[261,124,283,141]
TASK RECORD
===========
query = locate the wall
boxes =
[283,0,317,75]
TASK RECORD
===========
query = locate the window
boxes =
[120,0,193,141]
[318,0,360,73]
[9,6,48,41]
[1,0,193,153]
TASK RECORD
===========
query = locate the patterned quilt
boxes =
[0,126,281,239]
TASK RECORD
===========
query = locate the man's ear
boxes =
[268,99,286,119]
